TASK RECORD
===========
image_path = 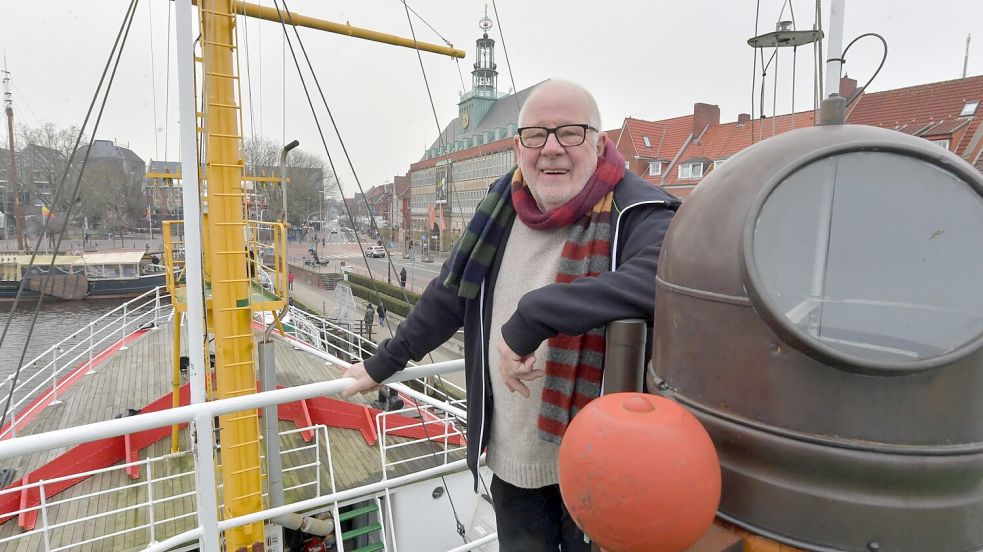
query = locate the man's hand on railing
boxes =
[340,362,381,398]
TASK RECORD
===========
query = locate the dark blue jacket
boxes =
[365,170,677,487]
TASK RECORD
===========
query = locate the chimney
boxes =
[693,103,721,137]
[839,76,858,101]
[737,113,751,126]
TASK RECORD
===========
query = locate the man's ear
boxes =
[513,134,522,160]
[596,131,608,156]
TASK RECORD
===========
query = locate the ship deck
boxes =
[0,321,464,551]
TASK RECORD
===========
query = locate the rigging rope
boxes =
[0,0,141,433]
[148,0,160,160]
[163,0,172,161]
[750,0,761,143]
[490,0,519,110]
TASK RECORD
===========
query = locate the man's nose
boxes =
[541,131,565,155]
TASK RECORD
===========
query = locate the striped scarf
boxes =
[444,137,625,442]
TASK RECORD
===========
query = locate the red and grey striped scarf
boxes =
[510,137,625,443]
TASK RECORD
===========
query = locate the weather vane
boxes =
[479,5,493,33]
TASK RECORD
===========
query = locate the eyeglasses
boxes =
[516,124,598,148]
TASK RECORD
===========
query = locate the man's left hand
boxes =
[496,339,544,398]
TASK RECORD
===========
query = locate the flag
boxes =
[428,205,436,229]
[438,205,446,232]
[146,207,152,223]
[41,205,54,220]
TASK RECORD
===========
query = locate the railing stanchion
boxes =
[147,458,157,543]
[50,349,60,406]
[39,480,52,552]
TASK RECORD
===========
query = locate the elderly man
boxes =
[342,79,676,550]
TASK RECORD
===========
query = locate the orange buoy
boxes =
[558,393,721,552]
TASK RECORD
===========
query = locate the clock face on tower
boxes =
[462,111,470,129]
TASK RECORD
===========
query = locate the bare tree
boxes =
[242,137,338,227]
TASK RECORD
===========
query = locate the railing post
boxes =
[154,287,162,322]
[8,385,16,439]
[87,325,96,375]
[147,458,157,544]
[39,480,51,552]
[315,426,321,496]
[50,349,61,406]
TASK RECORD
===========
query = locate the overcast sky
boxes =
[2,1,981,197]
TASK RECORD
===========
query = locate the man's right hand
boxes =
[341,362,381,398]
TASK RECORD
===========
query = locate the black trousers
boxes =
[490,475,591,552]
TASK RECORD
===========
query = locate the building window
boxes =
[960,101,979,117]
[933,139,950,150]
[679,162,704,179]
[714,159,727,169]
[648,161,661,176]
[625,161,630,171]
[642,136,652,148]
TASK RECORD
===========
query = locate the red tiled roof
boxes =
[847,75,983,156]
[623,116,693,161]
[660,111,816,186]
[605,128,622,145]
[920,118,970,137]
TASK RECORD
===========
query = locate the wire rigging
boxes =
[0,0,142,433]
[148,0,160,159]
[840,33,888,108]
[490,0,519,110]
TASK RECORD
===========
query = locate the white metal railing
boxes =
[0,360,467,551]
[279,304,468,407]
[0,423,332,552]
[377,403,467,476]
[0,287,173,440]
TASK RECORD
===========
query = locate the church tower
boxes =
[458,8,499,131]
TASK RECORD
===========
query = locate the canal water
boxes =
[0,298,128,381]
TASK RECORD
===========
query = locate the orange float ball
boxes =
[558,393,721,552]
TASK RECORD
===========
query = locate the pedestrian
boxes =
[377,303,386,327]
[399,267,407,288]
[341,80,677,551]
[363,303,374,328]
[287,271,295,290]
[322,237,326,247]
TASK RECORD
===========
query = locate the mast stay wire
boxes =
[163,0,172,162]
[490,0,519,110]
[396,1,467,94]
[750,0,761,143]
[840,33,888,109]
[273,1,471,541]
[0,0,141,432]
[148,0,160,159]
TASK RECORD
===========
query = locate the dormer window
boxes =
[679,162,704,179]
[933,139,951,150]
[960,101,979,117]
[642,136,652,148]
[648,161,662,176]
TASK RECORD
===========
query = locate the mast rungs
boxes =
[223,360,254,367]
[215,221,247,226]
[219,306,251,312]
[209,133,242,139]
[207,102,240,109]
[224,439,261,450]
[209,162,245,168]
[225,413,259,423]
[202,40,237,50]
[216,278,251,284]
[229,490,264,500]
[216,250,248,255]
[205,71,240,79]
[220,333,254,340]
[228,465,262,477]
[200,9,237,18]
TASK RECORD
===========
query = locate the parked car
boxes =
[366,245,386,258]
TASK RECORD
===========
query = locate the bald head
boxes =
[518,79,602,132]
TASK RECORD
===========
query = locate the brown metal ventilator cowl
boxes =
[652,114,983,551]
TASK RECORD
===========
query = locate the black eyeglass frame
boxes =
[516,124,599,148]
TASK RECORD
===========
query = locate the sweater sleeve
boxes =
[500,203,674,356]
[363,256,467,383]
